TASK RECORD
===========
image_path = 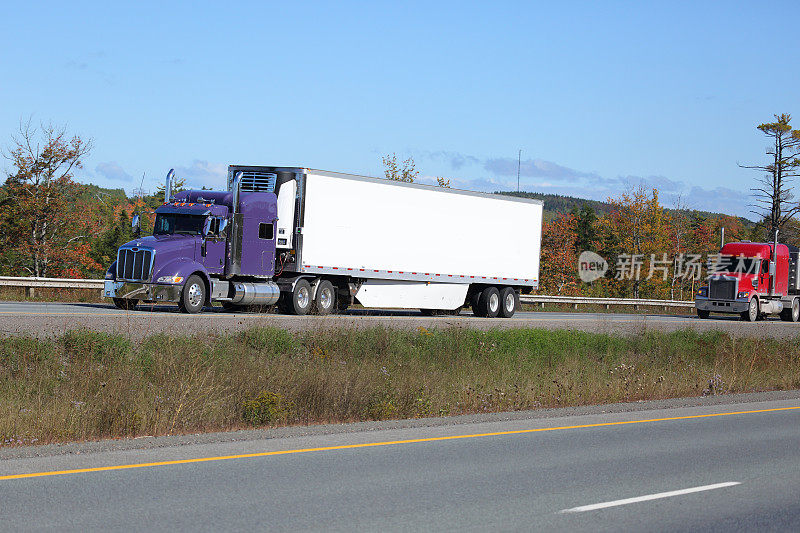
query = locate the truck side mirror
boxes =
[202,217,212,238]
[218,218,229,235]
[132,214,141,238]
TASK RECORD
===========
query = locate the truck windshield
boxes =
[714,256,760,275]
[153,214,206,235]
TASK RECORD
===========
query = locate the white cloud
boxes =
[95,161,133,182]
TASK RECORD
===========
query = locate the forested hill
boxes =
[496,190,753,226]
[497,191,614,217]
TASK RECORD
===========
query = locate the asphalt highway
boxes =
[0,397,798,531]
[2,300,800,339]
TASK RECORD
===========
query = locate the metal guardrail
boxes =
[520,294,695,309]
[0,276,695,308]
[0,276,105,297]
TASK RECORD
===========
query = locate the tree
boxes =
[741,113,800,239]
[382,153,418,183]
[435,177,451,188]
[602,186,669,298]
[539,213,582,295]
[155,176,187,203]
[0,121,100,277]
[571,204,598,252]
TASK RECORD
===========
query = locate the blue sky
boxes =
[2,1,798,217]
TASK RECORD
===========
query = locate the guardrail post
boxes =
[26,286,35,299]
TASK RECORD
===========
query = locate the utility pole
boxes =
[517,149,521,193]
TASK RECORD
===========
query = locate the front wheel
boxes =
[179,275,206,314]
[696,309,710,319]
[740,298,758,322]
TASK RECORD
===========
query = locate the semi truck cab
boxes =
[695,240,800,322]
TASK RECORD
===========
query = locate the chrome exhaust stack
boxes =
[164,169,175,203]
[231,171,243,215]
[770,230,779,297]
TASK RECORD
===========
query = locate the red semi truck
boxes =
[695,236,800,322]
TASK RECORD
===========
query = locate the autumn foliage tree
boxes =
[601,186,669,298]
[382,153,418,183]
[0,121,101,277]
[539,213,582,294]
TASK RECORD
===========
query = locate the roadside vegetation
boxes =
[1,326,798,446]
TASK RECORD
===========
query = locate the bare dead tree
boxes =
[740,113,800,239]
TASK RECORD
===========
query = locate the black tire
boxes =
[740,297,758,322]
[113,298,138,311]
[780,298,800,322]
[469,290,481,313]
[282,279,312,315]
[476,287,501,318]
[179,275,206,314]
[697,309,710,319]
[314,280,335,315]
[498,287,518,318]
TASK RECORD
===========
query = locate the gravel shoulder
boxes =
[4,300,800,340]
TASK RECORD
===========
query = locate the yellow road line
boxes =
[1,405,798,482]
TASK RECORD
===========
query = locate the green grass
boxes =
[1,326,798,446]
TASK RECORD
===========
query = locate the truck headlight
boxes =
[157,275,184,284]
[737,291,750,299]
[105,271,115,280]
[697,287,708,297]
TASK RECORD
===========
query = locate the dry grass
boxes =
[1,326,799,446]
[0,287,104,303]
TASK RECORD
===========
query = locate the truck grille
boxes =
[117,248,153,281]
[709,278,736,300]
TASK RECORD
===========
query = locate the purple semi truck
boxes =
[104,165,543,317]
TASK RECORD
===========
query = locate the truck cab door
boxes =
[759,258,770,292]
[202,218,227,274]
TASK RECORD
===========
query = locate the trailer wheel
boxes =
[283,278,312,315]
[179,275,206,314]
[314,280,335,315]
[498,287,518,318]
[475,287,501,318]
[696,309,710,319]
[780,298,799,322]
[113,298,138,311]
[469,290,482,313]
[741,297,758,322]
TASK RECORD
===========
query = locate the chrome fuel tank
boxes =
[231,281,280,306]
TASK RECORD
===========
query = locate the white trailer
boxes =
[257,167,542,318]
